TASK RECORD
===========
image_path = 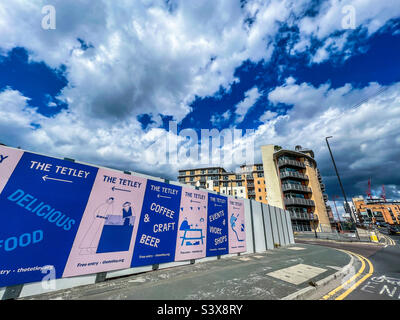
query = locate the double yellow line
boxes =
[383,235,396,246]
[322,249,374,300]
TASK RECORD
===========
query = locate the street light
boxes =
[325,136,360,240]
[332,195,342,233]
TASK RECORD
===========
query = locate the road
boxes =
[296,234,400,300]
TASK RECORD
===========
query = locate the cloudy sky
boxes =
[1,0,400,211]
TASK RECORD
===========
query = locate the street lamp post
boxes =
[332,195,342,233]
[325,136,360,240]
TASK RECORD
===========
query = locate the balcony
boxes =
[278,159,306,169]
[289,212,318,221]
[247,191,255,196]
[280,171,309,181]
[284,198,315,207]
[247,183,254,188]
[245,175,254,180]
[323,194,329,201]
[320,183,326,191]
[281,183,312,193]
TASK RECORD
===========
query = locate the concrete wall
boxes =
[0,170,294,300]
[261,145,285,209]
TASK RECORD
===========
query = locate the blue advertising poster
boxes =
[206,193,229,257]
[131,180,181,267]
[0,152,97,287]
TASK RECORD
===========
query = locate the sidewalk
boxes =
[20,243,353,300]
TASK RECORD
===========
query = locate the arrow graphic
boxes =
[190,200,201,203]
[112,186,131,192]
[42,175,73,183]
[157,194,171,199]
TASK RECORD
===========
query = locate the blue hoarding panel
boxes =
[0,152,98,287]
[206,193,229,257]
[131,180,182,267]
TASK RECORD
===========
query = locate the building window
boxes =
[238,182,242,186]
[257,172,264,177]
[259,196,262,201]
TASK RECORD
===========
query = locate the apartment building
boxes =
[177,144,331,232]
[352,196,400,225]
[261,144,331,232]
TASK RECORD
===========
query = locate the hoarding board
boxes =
[175,187,208,261]
[63,168,147,277]
[0,145,246,288]
[206,193,229,257]
[130,180,182,267]
[228,199,246,254]
[0,149,97,286]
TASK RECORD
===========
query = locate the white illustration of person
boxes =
[230,213,244,242]
[122,201,135,226]
[79,197,115,255]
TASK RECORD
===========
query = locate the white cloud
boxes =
[235,86,262,123]
[0,0,400,194]
[293,0,400,63]
[210,109,231,127]
[259,110,278,122]
[253,79,400,197]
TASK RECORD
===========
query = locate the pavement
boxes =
[20,243,354,300]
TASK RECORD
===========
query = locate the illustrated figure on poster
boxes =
[122,201,135,226]
[79,197,115,255]
[179,216,205,246]
[230,213,244,242]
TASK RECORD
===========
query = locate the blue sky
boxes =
[0,0,400,208]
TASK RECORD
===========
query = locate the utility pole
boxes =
[325,136,360,240]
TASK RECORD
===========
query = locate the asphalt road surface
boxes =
[297,235,400,300]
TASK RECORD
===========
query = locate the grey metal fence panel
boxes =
[250,201,266,252]
[244,199,255,254]
[269,205,279,246]
[279,208,289,246]
[285,211,295,244]
[261,204,274,250]
[275,207,284,246]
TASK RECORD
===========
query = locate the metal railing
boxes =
[294,230,372,243]
[284,198,315,207]
[278,159,306,169]
[281,183,312,193]
[289,212,317,220]
[280,171,309,180]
